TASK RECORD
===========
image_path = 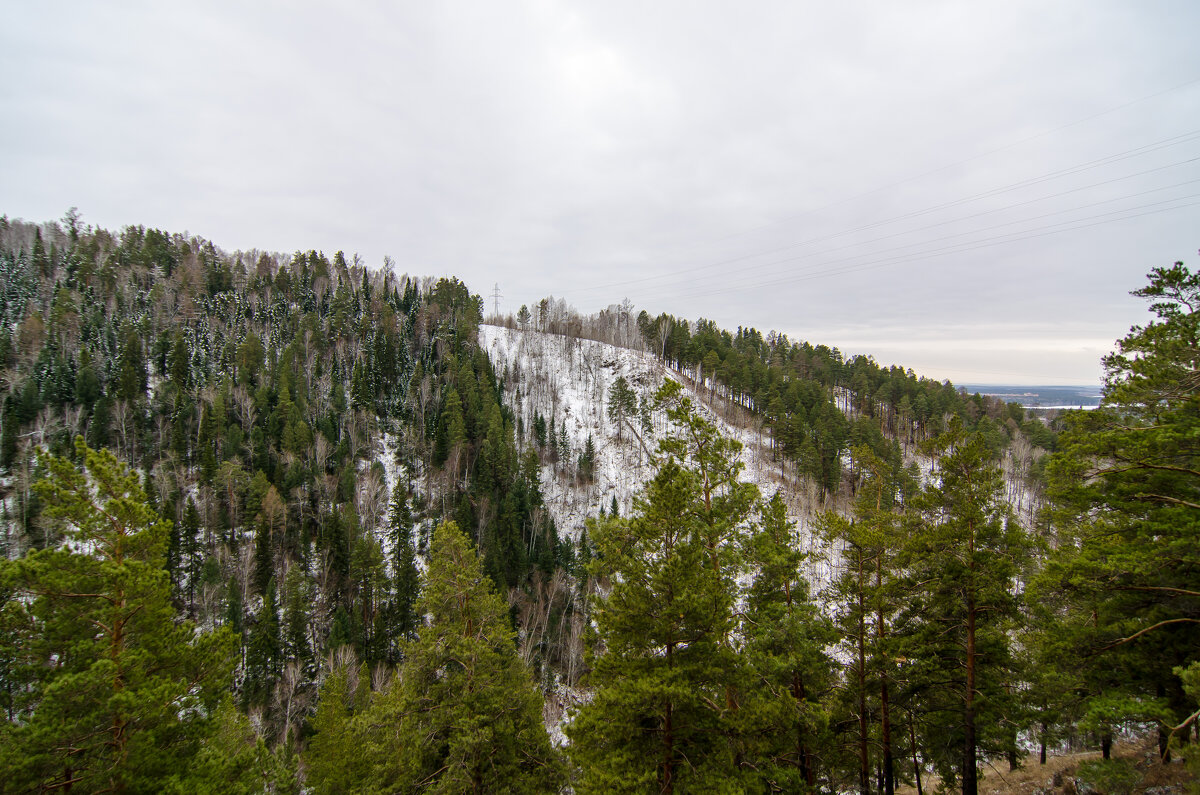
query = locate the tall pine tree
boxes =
[569,380,756,793]
[898,422,1029,795]
[0,439,234,793]
[337,521,563,793]
[740,491,835,791]
[1040,262,1200,759]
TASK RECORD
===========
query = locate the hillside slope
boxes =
[480,323,839,585]
[481,322,1049,595]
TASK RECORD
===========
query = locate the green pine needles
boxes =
[0,438,238,794]
[305,521,564,794]
[568,380,832,793]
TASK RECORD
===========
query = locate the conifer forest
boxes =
[1,214,1198,794]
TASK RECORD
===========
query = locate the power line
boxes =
[641,74,1200,260]
[490,282,503,316]
[675,198,1200,300]
[569,128,1200,296]
[750,174,1200,277]
[684,171,1200,290]
[658,198,1200,303]
[653,160,1200,295]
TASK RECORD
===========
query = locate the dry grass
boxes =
[895,737,1194,795]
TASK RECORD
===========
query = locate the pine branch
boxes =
[1137,493,1200,511]
[1114,585,1200,598]
[1102,458,1200,480]
[1099,617,1200,650]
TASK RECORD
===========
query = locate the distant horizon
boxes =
[956,382,1103,408]
[956,382,1103,391]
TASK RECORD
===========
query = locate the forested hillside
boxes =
[0,213,1196,795]
[0,215,570,791]
[498,295,1052,524]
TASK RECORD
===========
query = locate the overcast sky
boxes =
[4,1,1199,385]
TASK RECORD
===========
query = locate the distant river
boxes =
[957,384,1102,409]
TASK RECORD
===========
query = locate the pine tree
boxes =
[569,380,756,793]
[281,564,311,666]
[165,697,299,794]
[305,650,371,794]
[557,424,570,471]
[350,360,370,410]
[0,438,234,792]
[253,516,273,597]
[115,326,147,403]
[226,575,244,642]
[1,396,19,470]
[350,535,388,664]
[437,388,467,471]
[352,521,563,792]
[820,446,907,795]
[197,402,218,482]
[578,434,596,482]
[740,492,835,791]
[534,412,547,448]
[820,511,881,795]
[898,422,1029,795]
[169,329,190,391]
[180,496,202,612]
[1039,262,1200,759]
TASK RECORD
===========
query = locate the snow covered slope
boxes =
[479,324,837,585]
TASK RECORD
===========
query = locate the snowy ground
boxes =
[480,324,837,586]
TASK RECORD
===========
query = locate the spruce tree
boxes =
[166,697,299,795]
[607,375,637,439]
[180,496,202,611]
[388,480,420,646]
[305,651,371,794]
[244,579,282,709]
[281,564,311,666]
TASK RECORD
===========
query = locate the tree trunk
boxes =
[857,554,870,795]
[962,511,979,795]
[787,578,815,789]
[910,713,923,795]
[663,641,675,794]
[1157,682,1172,762]
[663,700,674,794]
[111,538,129,794]
[963,591,978,795]
[793,672,814,788]
[877,556,894,795]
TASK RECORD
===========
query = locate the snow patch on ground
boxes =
[480,325,834,585]
[482,325,658,536]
